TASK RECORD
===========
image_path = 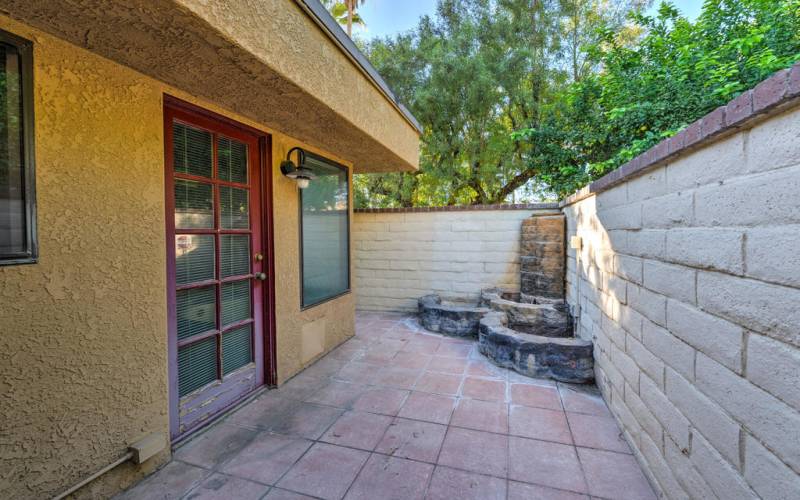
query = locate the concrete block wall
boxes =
[563,92,800,497]
[353,205,560,311]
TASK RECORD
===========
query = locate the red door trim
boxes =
[163,95,277,441]
[260,134,278,387]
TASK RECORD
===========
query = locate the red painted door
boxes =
[164,100,269,439]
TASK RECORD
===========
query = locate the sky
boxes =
[352,0,704,41]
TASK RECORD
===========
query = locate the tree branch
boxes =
[490,167,539,203]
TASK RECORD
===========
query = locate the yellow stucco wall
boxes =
[0,15,354,499]
[177,0,420,172]
[0,0,420,173]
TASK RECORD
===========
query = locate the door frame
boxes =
[163,95,277,441]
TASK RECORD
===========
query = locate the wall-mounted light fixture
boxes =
[280,147,316,189]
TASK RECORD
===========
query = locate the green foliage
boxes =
[357,0,800,205]
[518,0,800,196]
[358,0,623,207]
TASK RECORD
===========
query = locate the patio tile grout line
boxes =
[367,317,627,500]
[160,316,631,500]
[261,397,349,499]
[227,397,634,457]
[557,380,592,497]
[181,409,623,498]
[172,465,327,500]
[504,367,511,500]
[172,453,612,500]
[340,390,417,500]
[337,447,375,499]
[422,406,455,499]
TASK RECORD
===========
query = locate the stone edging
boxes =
[354,202,559,213]
[561,62,800,207]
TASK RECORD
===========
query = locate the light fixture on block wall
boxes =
[280,147,316,189]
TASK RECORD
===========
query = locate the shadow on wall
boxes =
[562,95,800,499]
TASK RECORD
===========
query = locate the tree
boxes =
[560,0,649,81]
[358,0,565,207]
[357,0,800,205]
[322,0,367,36]
[516,0,800,197]
[356,0,642,207]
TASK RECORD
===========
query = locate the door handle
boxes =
[253,272,267,281]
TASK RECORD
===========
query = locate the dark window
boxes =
[300,153,350,308]
[0,30,35,265]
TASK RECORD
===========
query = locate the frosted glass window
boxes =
[300,154,349,307]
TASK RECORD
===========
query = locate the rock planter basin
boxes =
[418,294,488,337]
[478,310,594,384]
[418,289,594,383]
[480,288,573,338]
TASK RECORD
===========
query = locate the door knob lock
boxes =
[254,253,264,261]
[254,272,267,281]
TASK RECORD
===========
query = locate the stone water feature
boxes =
[417,294,488,338]
[417,214,594,383]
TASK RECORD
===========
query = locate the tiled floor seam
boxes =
[557,381,592,497]
[210,412,635,495]
[124,314,652,499]
[338,398,412,498]
[338,449,376,499]
[255,403,345,499]
[170,464,214,500]
[418,398,453,499]
[422,421,455,499]
[173,449,325,498]
[505,401,511,500]
[202,425,509,486]
[228,409,625,453]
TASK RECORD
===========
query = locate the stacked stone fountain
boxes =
[418,214,594,383]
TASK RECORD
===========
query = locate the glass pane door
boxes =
[166,109,265,438]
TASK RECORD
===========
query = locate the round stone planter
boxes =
[480,288,572,338]
[417,294,488,338]
[478,311,594,384]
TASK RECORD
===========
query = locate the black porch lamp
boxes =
[280,147,316,189]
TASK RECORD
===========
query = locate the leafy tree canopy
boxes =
[356,0,800,206]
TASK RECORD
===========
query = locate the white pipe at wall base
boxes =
[52,452,133,500]
[51,432,165,500]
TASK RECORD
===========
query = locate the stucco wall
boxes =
[353,206,560,311]
[0,15,354,499]
[177,0,420,172]
[563,104,800,498]
[0,0,420,173]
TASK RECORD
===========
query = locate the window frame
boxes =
[0,29,36,266]
[298,151,351,309]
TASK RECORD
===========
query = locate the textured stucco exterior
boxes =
[0,0,420,173]
[353,207,560,312]
[562,104,800,498]
[0,15,355,499]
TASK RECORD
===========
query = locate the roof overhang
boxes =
[0,0,420,173]
[293,0,422,134]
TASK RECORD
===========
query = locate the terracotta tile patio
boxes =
[118,312,656,500]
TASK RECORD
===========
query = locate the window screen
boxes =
[300,154,350,307]
[0,31,35,265]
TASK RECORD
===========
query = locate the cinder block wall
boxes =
[563,72,800,499]
[353,205,560,311]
